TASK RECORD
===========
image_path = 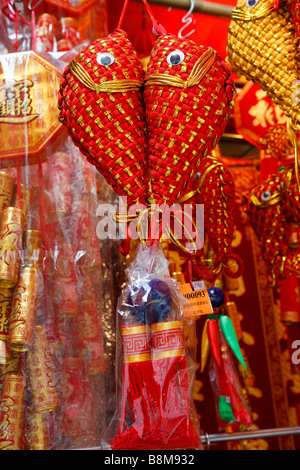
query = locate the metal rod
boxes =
[201,426,300,444]
[74,426,300,449]
[134,0,233,19]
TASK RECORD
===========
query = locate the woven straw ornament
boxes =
[143,0,235,204]
[58,30,148,206]
[227,0,300,129]
[243,164,300,283]
[143,19,235,204]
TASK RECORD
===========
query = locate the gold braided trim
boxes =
[151,321,183,332]
[121,324,150,336]
[123,352,152,363]
[114,204,199,254]
[250,190,283,208]
[178,159,224,204]
[69,60,143,93]
[152,348,185,361]
[145,48,216,89]
[231,1,284,21]
[212,258,238,276]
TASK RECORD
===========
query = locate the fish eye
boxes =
[246,0,259,7]
[261,191,271,201]
[97,52,115,66]
[167,50,185,66]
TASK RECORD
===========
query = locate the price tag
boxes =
[180,282,213,318]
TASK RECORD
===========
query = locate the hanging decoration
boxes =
[202,286,251,430]
[58,29,148,206]
[0,50,66,166]
[244,163,300,285]
[227,0,300,129]
[58,0,245,450]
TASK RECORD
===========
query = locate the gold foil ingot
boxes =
[0,373,25,450]
[8,266,38,352]
[0,207,24,288]
[27,325,58,413]
[0,172,15,212]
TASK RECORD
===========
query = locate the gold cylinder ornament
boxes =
[12,183,35,221]
[27,325,58,413]
[0,373,25,450]
[0,338,6,364]
[24,229,44,269]
[25,407,50,450]
[8,266,38,352]
[0,207,24,288]
[0,172,15,213]
[0,286,13,342]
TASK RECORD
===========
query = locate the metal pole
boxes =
[75,426,300,449]
[201,426,300,444]
[133,0,233,20]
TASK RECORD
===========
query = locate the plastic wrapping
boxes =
[208,325,252,432]
[103,242,202,450]
[0,31,123,447]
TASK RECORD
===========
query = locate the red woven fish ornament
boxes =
[58,29,148,206]
[142,1,235,205]
[243,166,300,284]
[193,155,244,279]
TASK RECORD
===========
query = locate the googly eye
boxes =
[167,50,185,66]
[261,191,271,201]
[246,0,259,7]
[97,52,115,67]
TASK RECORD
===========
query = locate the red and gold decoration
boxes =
[27,326,58,414]
[8,266,38,352]
[0,207,24,288]
[143,13,235,205]
[227,0,300,129]
[244,163,300,285]
[0,51,66,165]
[0,373,25,450]
[58,29,148,206]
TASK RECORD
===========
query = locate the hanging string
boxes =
[31,9,37,51]
[141,0,167,35]
[14,6,19,52]
[28,0,43,51]
[16,160,21,210]
[117,0,130,30]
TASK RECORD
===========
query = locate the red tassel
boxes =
[219,327,252,428]
[150,321,200,449]
[110,324,159,450]
[207,319,222,369]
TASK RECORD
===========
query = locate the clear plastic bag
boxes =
[103,242,202,450]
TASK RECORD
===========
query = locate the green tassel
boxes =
[219,315,246,368]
